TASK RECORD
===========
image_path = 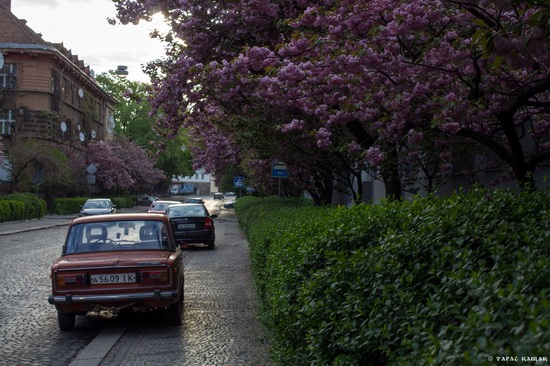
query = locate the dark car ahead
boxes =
[79,198,116,217]
[165,203,217,249]
[138,195,157,206]
[48,213,184,330]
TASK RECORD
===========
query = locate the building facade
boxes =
[0,0,117,172]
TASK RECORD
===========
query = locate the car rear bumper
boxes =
[174,232,214,243]
[48,290,179,305]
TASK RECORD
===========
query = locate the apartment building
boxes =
[0,0,117,150]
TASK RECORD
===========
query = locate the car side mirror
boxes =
[211,214,218,219]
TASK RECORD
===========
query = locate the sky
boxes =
[11,0,169,82]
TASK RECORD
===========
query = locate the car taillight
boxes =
[204,218,213,229]
[140,270,169,284]
[57,273,86,287]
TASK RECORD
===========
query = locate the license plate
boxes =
[91,273,136,284]
[178,223,195,229]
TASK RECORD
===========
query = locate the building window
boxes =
[0,64,17,89]
[0,109,15,135]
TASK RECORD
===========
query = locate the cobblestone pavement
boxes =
[0,224,106,366]
[0,203,273,366]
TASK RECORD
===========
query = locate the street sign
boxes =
[86,164,97,175]
[271,160,289,178]
[234,176,245,188]
[87,174,96,185]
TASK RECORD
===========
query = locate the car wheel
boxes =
[166,285,183,325]
[58,311,76,331]
[207,238,215,250]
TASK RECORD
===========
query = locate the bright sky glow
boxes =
[11,0,169,83]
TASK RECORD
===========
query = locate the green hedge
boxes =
[0,193,46,222]
[238,190,550,365]
[51,197,88,215]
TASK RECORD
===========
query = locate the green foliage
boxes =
[95,71,194,182]
[239,189,550,365]
[2,193,46,219]
[0,200,25,221]
[0,201,10,221]
[52,197,88,215]
[111,196,136,209]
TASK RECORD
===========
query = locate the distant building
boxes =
[171,169,212,195]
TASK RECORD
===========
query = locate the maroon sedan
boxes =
[48,213,184,330]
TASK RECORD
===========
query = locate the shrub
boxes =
[0,201,9,221]
[1,193,46,220]
[111,197,126,209]
[52,197,88,215]
[240,189,550,365]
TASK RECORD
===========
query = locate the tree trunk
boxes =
[380,147,402,200]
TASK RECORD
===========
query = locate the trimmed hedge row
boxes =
[51,196,137,215]
[0,193,46,222]
[237,190,550,365]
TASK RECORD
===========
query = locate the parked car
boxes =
[223,201,236,209]
[184,198,205,204]
[213,192,224,200]
[138,195,157,206]
[165,203,217,249]
[79,198,116,217]
[48,213,185,330]
[225,192,236,197]
[148,200,181,214]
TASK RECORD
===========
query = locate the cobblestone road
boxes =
[0,204,272,366]
[0,225,106,366]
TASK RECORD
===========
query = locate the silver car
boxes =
[79,198,116,217]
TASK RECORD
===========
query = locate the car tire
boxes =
[166,285,183,325]
[58,311,76,331]
[207,238,215,250]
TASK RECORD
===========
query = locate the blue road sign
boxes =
[271,160,289,178]
[234,176,245,188]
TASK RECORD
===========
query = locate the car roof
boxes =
[71,213,169,225]
[85,198,111,201]
[168,203,204,207]
[152,200,181,204]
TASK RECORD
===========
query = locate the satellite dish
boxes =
[60,121,67,132]
[78,88,84,98]
[0,54,4,69]
[91,130,97,138]
[79,132,85,142]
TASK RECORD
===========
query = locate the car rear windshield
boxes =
[167,206,207,217]
[65,220,172,254]
[83,200,110,208]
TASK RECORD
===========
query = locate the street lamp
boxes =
[115,65,128,77]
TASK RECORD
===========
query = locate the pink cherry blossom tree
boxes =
[87,140,134,191]
[112,0,550,199]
